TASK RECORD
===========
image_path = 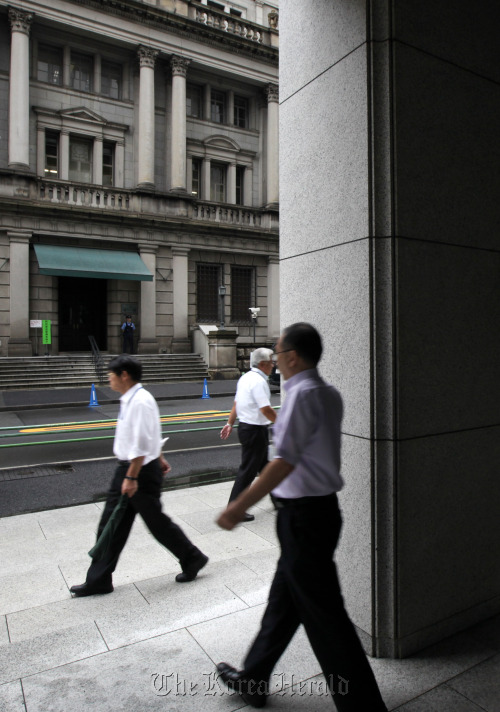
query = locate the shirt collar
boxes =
[251,367,267,378]
[120,381,142,404]
[283,367,319,393]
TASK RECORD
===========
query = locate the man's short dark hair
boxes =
[282,322,323,366]
[108,355,142,382]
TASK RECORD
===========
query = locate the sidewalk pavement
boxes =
[1,479,499,712]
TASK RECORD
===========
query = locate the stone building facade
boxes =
[0,0,279,356]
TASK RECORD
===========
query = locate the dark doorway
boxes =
[59,277,107,351]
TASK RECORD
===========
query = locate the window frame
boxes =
[187,84,203,119]
[69,135,93,183]
[231,265,255,325]
[196,263,222,323]
[37,44,63,86]
[233,95,249,129]
[70,51,93,93]
[210,162,227,203]
[101,60,122,100]
[211,90,226,124]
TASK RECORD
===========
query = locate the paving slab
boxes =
[448,653,500,712]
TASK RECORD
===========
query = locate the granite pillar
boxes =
[280,0,500,658]
[8,231,33,356]
[8,8,32,170]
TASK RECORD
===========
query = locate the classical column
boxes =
[171,246,191,353]
[115,141,125,188]
[60,130,69,181]
[137,46,158,189]
[227,163,237,204]
[137,245,159,353]
[202,158,211,201]
[170,56,191,192]
[93,136,103,185]
[243,165,253,206]
[267,255,280,339]
[8,231,33,356]
[37,126,45,177]
[265,83,279,207]
[8,9,32,170]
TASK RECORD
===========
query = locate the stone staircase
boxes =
[0,353,208,390]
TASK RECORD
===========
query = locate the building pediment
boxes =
[203,135,240,152]
[58,107,107,125]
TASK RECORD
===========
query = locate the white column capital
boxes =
[268,255,279,265]
[265,83,279,104]
[171,246,191,257]
[139,243,158,255]
[7,230,32,244]
[8,8,33,35]
[170,55,191,77]
[137,46,159,69]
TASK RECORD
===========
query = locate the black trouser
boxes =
[228,422,269,503]
[122,333,134,353]
[85,459,198,586]
[242,494,388,711]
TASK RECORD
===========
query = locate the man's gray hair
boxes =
[250,347,274,367]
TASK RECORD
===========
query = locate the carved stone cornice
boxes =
[8,8,33,35]
[170,55,191,78]
[265,84,279,104]
[137,46,159,69]
[63,0,278,66]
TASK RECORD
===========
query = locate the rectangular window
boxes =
[37,45,63,85]
[101,61,122,99]
[197,264,221,322]
[187,84,202,118]
[234,96,248,128]
[103,142,114,186]
[71,52,93,92]
[211,90,226,124]
[210,163,226,202]
[231,266,254,324]
[192,158,202,197]
[236,166,245,205]
[69,136,93,182]
[45,131,59,177]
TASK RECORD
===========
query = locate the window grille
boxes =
[197,264,221,322]
[37,45,63,85]
[234,96,248,128]
[231,266,254,324]
[101,61,122,99]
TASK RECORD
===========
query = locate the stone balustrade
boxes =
[0,173,278,230]
[190,2,273,45]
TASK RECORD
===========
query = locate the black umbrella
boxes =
[88,495,129,561]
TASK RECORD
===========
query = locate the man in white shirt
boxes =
[220,348,276,522]
[70,355,208,597]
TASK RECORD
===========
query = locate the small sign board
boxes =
[30,320,42,328]
[42,320,52,345]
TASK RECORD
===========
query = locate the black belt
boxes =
[272,492,338,509]
[117,459,130,466]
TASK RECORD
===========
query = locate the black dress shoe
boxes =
[243,512,255,522]
[216,662,267,708]
[70,582,113,597]
[175,551,208,583]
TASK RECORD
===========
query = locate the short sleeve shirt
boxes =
[235,368,272,425]
[114,383,162,464]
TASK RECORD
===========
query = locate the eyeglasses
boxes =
[272,348,294,362]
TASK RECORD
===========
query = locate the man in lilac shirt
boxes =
[216,323,387,711]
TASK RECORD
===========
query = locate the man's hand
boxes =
[217,501,246,530]
[220,424,233,440]
[121,477,138,498]
[160,455,171,476]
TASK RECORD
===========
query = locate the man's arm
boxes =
[220,401,237,440]
[260,404,276,423]
[121,456,145,497]
[217,457,294,530]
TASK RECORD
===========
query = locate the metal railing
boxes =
[88,335,106,385]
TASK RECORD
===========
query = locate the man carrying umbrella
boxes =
[70,355,208,597]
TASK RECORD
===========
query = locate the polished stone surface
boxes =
[1,481,499,710]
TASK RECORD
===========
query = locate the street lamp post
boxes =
[219,285,227,329]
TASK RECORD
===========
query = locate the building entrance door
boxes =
[58,277,107,351]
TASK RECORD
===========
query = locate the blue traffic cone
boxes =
[201,378,210,399]
[88,383,99,407]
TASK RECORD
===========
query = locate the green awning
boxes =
[33,245,153,281]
